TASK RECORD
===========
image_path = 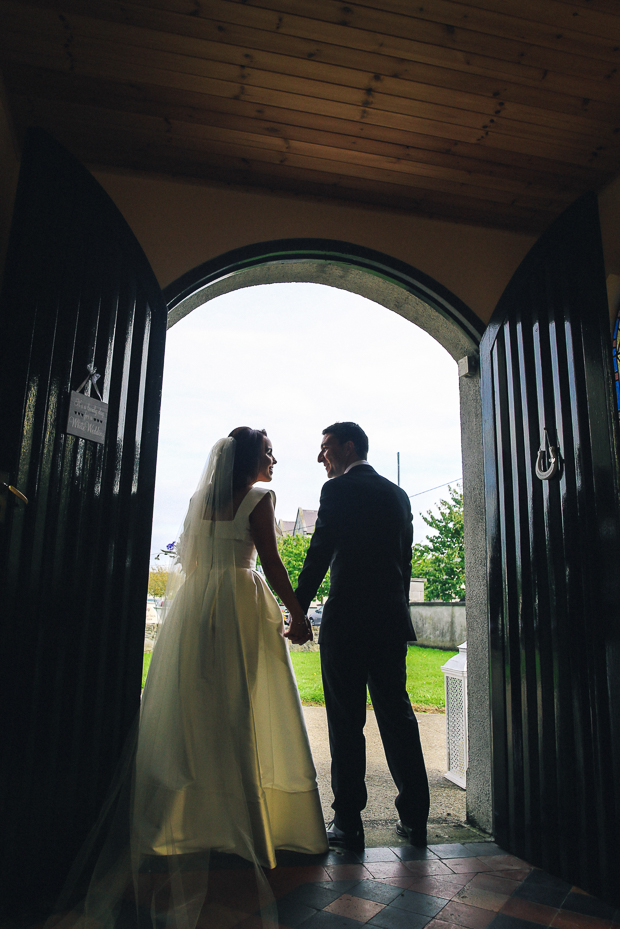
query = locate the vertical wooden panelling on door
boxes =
[481,193,620,903]
[0,129,167,917]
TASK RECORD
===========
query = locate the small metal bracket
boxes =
[535,430,560,481]
[458,354,479,378]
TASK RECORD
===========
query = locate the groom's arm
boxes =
[295,481,338,613]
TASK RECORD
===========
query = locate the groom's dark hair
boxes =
[229,426,268,490]
[323,422,369,459]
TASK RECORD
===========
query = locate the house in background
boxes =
[292,508,318,537]
[278,508,317,537]
[277,519,295,537]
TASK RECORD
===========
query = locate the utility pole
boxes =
[397,451,400,487]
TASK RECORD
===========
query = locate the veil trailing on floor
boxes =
[48,437,278,929]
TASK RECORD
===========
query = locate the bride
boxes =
[53,428,327,928]
[135,426,327,865]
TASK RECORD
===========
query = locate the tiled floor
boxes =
[205,842,620,929]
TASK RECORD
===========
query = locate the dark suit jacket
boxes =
[295,464,416,646]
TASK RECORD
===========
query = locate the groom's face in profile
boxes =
[319,433,356,479]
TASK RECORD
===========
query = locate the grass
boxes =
[143,651,152,688]
[142,645,455,711]
[290,646,455,711]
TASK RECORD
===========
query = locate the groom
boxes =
[295,422,430,851]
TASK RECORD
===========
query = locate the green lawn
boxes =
[143,651,152,688]
[290,646,454,711]
[143,646,454,712]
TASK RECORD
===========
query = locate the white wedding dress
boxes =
[48,442,325,929]
[133,482,327,869]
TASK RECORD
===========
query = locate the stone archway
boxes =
[164,239,492,834]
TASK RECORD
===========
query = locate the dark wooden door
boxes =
[481,192,620,903]
[0,129,167,918]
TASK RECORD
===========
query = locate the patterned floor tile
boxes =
[485,857,533,873]
[347,880,405,905]
[443,859,496,874]
[431,872,477,887]
[387,889,448,918]
[275,896,321,928]
[513,871,572,909]
[437,900,496,928]
[325,865,374,881]
[498,895,559,926]
[184,844,620,929]
[320,850,366,865]
[300,910,367,929]
[550,911,614,929]
[468,874,523,896]
[365,862,421,880]
[358,849,400,863]
[277,851,342,868]
[391,846,440,862]
[405,860,456,877]
[492,871,533,884]
[430,845,480,859]
[463,845,507,858]
[324,894,386,923]
[452,886,511,913]
[315,880,364,895]
[407,877,468,900]
[490,916,554,929]
[561,892,617,922]
[267,865,332,888]
[425,920,473,929]
[372,876,419,892]
[278,883,343,909]
[367,906,432,929]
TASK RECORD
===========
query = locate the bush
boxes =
[148,566,168,599]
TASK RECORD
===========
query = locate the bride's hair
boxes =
[228,426,268,490]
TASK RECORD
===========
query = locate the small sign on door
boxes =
[66,390,108,444]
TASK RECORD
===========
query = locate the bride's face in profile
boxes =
[254,436,277,483]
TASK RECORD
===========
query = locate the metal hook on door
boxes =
[0,476,28,525]
[535,429,559,481]
[1,481,28,504]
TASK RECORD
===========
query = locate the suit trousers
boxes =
[320,639,430,833]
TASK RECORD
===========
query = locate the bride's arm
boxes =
[249,493,312,644]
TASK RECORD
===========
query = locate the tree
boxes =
[259,534,330,603]
[412,485,464,602]
[148,566,168,599]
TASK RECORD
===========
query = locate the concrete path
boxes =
[302,706,487,847]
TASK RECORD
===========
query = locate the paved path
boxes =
[302,706,485,847]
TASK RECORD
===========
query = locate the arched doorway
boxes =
[163,239,492,835]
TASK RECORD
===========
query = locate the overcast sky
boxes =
[150,282,462,563]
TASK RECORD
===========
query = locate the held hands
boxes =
[284,605,313,645]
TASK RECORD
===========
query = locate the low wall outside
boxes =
[410,602,466,650]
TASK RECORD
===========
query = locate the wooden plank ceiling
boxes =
[1,0,620,232]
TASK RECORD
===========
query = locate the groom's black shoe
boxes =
[396,820,427,847]
[326,819,364,852]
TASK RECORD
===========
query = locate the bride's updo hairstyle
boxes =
[229,426,268,490]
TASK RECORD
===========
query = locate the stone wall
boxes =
[410,602,466,651]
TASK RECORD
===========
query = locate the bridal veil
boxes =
[49,438,281,929]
